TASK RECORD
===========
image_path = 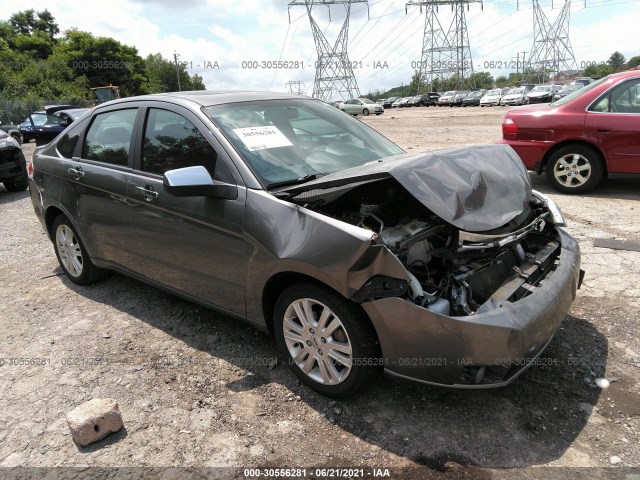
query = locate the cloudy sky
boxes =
[4,0,640,95]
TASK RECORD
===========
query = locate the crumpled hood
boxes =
[281,144,532,232]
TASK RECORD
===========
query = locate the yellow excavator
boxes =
[91,85,121,104]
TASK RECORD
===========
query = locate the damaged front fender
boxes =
[244,190,410,324]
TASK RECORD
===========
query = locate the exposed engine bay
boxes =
[294,178,563,317]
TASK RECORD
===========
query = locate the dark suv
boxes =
[0,130,28,192]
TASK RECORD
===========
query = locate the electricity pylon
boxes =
[524,0,578,83]
[286,80,306,95]
[406,1,482,93]
[289,0,368,102]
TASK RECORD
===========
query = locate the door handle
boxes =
[597,129,610,133]
[135,185,158,201]
[67,167,84,179]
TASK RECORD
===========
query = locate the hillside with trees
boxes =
[0,9,204,120]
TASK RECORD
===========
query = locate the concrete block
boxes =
[66,398,123,446]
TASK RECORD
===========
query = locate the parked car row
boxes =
[378,93,441,109]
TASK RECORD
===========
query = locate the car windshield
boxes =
[204,99,404,187]
[443,91,456,96]
[487,89,501,96]
[359,98,376,104]
[508,88,524,95]
[551,76,609,107]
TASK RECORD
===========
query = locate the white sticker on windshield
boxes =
[233,126,293,151]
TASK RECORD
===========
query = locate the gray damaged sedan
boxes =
[29,91,584,397]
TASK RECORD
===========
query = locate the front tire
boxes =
[52,215,108,285]
[274,283,380,397]
[362,108,370,116]
[3,174,28,192]
[546,144,603,194]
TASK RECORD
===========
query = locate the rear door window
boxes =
[82,109,137,166]
[56,119,88,159]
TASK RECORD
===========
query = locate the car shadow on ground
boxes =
[59,271,608,469]
[529,172,640,201]
[0,187,29,204]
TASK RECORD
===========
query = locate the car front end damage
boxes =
[277,145,583,387]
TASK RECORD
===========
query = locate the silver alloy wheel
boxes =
[55,224,83,277]
[553,153,592,188]
[282,298,353,385]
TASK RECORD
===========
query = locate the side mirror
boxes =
[163,165,238,200]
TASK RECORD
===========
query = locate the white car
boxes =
[500,87,527,106]
[437,91,457,106]
[338,98,384,116]
[480,88,503,107]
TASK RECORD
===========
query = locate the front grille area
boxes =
[466,249,519,304]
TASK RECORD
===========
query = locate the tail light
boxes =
[502,116,519,138]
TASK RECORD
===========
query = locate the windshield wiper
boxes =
[266,174,324,190]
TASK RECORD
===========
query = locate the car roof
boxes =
[97,90,307,110]
[54,108,90,115]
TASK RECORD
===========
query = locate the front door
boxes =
[126,105,248,315]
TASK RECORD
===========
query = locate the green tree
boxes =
[584,63,614,79]
[56,29,148,96]
[8,9,58,37]
[607,51,626,71]
[144,53,206,93]
[1,9,59,60]
[466,71,494,89]
[495,75,509,88]
[626,55,640,69]
[407,70,423,95]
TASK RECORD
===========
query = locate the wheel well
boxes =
[44,207,64,238]
[261,272,374,339]
[541,140,606,172]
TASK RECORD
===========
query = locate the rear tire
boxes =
[52,215,108,285]
[546,144,604,194]
[274,283,380,397]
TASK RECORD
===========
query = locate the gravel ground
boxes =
[0,106,638,479]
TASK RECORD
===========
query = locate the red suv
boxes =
[499,69,640,193]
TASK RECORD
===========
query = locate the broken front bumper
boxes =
[362,229,582,388]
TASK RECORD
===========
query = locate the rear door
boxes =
[125,103,248,315]
[58,106,141,268]
[585,77,640,173]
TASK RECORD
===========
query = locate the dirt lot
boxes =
[1,106,639,479]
